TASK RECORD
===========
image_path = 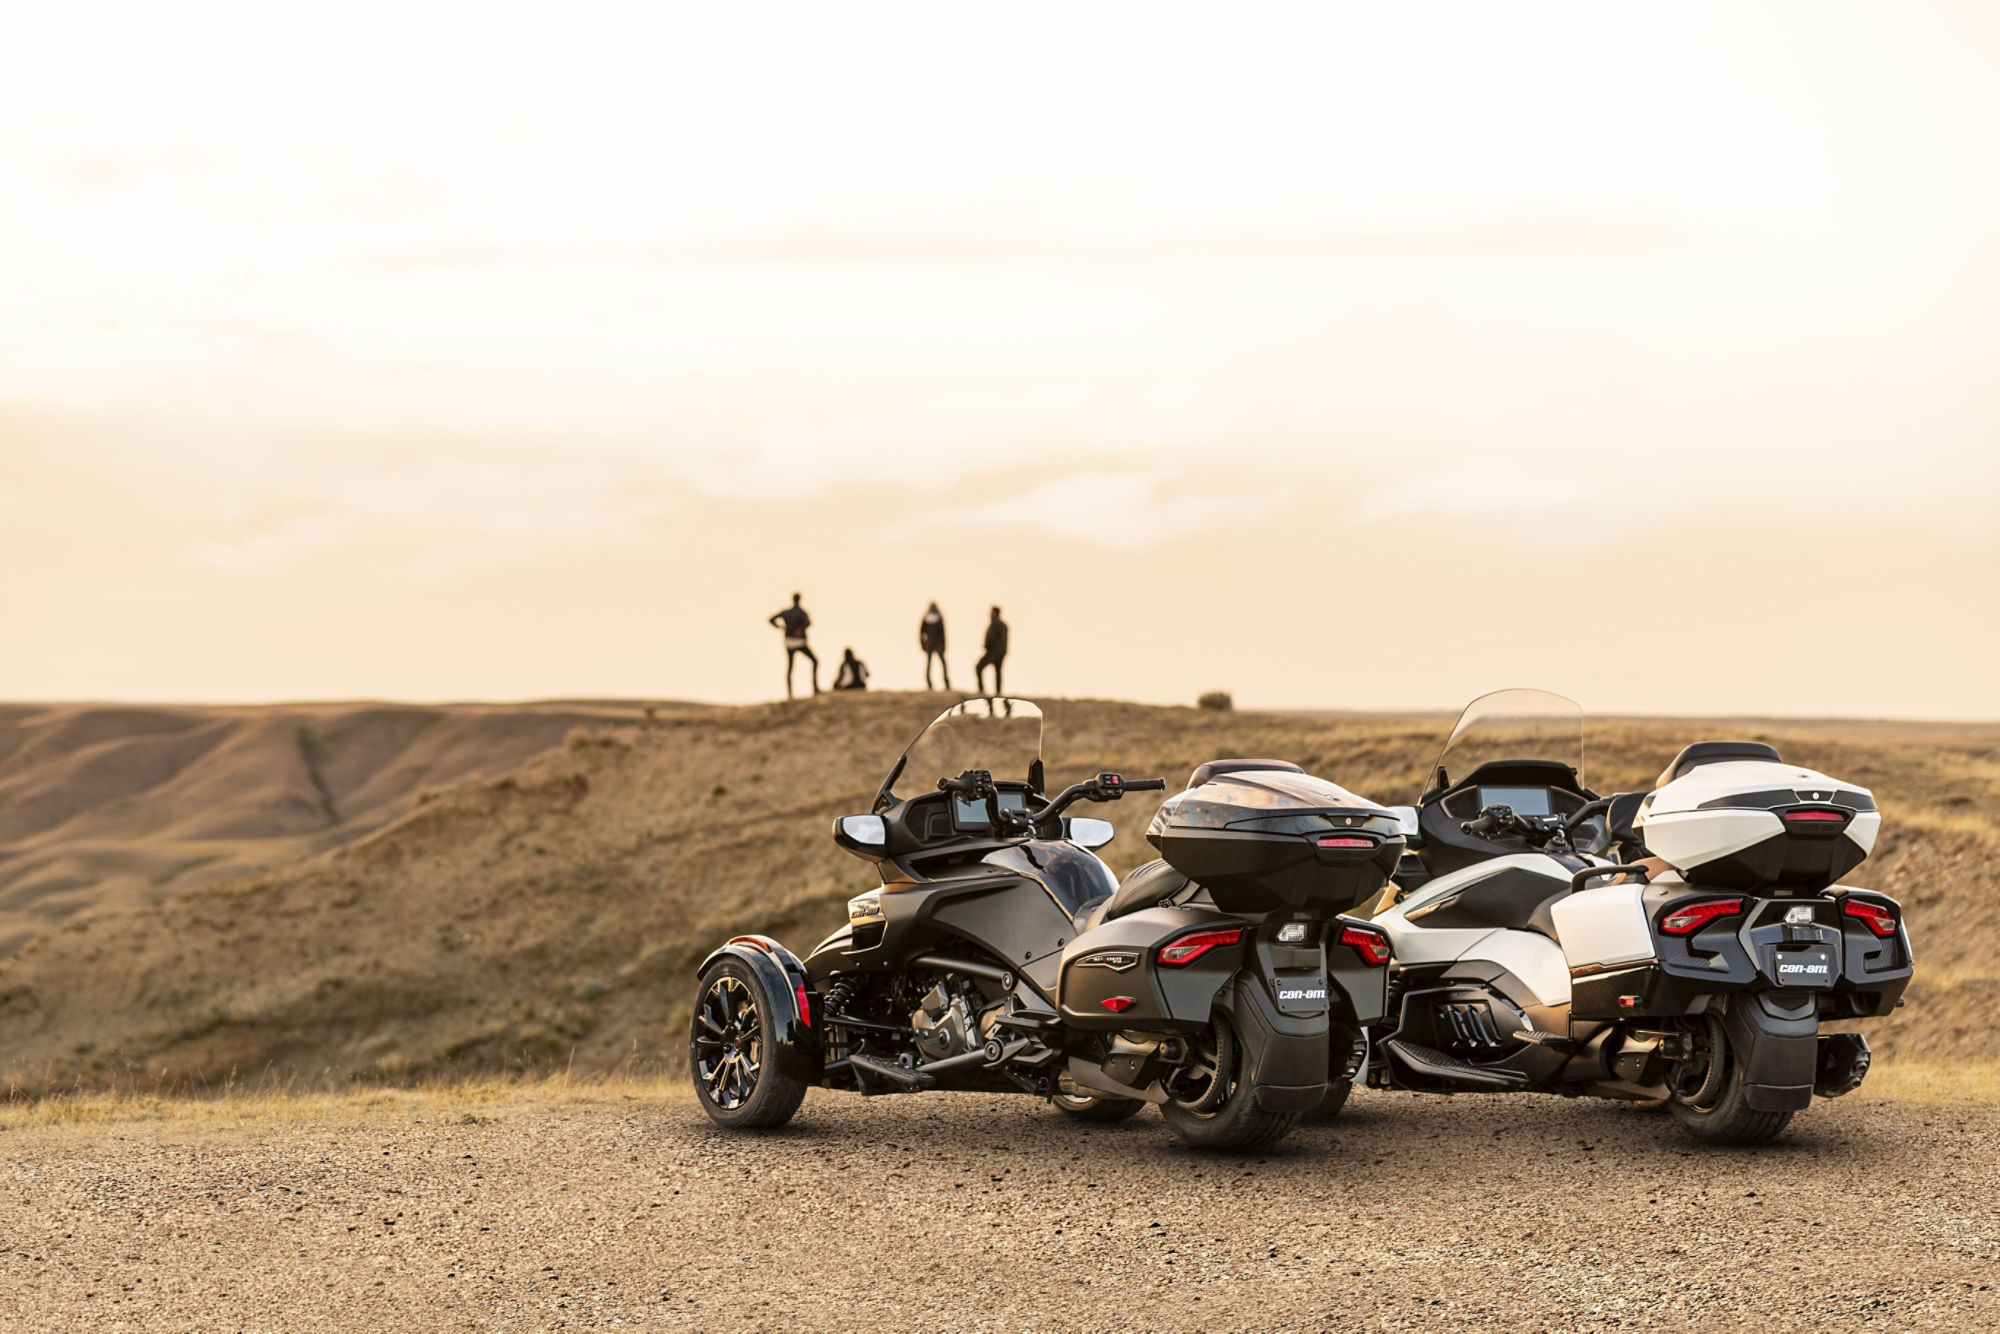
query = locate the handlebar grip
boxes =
[1123,779,1167,792]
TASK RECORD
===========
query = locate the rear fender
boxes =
[1724,991,1816,1112]
[1215,962,1331,1114]
[696,935,823,1082]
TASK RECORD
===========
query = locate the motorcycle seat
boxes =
[1074,858,1191,933]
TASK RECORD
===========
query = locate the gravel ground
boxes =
[3,1085,1997,1331]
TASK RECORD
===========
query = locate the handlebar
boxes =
[938,769,1167,836]
[1460,804,1518,837]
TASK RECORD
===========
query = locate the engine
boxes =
[910,978,1002,1061]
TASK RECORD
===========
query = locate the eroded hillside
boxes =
[0,694,1992,1092]
[0,701,672,954]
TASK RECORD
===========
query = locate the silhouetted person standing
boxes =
[919,601,949,690]
[976,605,1008,696]
[833,647,870,691]
[769,592,818,698]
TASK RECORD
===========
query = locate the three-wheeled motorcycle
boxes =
[690,698,1401,1149]
[1360,689,1914,1143]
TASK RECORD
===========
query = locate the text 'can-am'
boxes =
[1361,690,1912,1144]
[689,699,1400,1150]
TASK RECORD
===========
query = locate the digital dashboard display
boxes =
[1478,785,1553,816]
[954,790,1029,826]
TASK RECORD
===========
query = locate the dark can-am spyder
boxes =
[689,699,1400,1150]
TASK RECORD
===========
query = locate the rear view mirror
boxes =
[833,814,887,856]
[1388,805,1424,847]
[1066,817,1115,850]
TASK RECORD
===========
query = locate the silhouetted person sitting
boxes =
[919,601,949,690]
[976,605,1008,696]
[833,647,870,691]
[769,592,818,698]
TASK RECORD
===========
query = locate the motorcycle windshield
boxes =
[1432,689,1584,791]
[883,698,1044,805]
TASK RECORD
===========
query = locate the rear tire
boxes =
[689,959,808,1130]
[1668,1020,1794,1146]
[1159,1014,1299,1151]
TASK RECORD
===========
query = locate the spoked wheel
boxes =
[1158,1013,1298,1151]
[1667,1012,1794,1146]
[689,960,807,1130]
[1050,1073,1145,1123]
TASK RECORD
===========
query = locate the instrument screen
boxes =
[1477,785,1553,816]
[953,789,1029,828]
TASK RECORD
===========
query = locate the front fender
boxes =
[696,935,823,1082]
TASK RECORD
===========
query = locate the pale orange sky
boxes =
[2,2,1997,717]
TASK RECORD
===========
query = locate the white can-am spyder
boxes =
[1357,690,1912,1145]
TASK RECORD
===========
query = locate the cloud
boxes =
[889,468,1288,548]
[188,455,674,581]
[1352,461,1593,524]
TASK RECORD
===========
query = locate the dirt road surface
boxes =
[3,1085,1996,1331]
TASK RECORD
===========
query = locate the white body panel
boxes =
[1372,854,1580,999]
[1639,759,1878,871]
[1549,883,1656,970]
[1460,928,1572,1007]
[1641,809,1781,868]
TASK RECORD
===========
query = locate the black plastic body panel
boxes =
[1153,827,1401,914]
[1415,760,1594,877]
[1726,991,1818,1111]
[1217,970,1330,1113]
[1148,769,1402,914]
[1057,906,1243,1032]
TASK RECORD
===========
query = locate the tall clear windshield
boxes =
[882,698,1044,806]
[1432,689,1584,790]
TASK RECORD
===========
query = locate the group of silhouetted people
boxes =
[767,594,1009,699]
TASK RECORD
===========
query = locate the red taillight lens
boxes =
[1339,924,1392,966]
[1843,899,1897,938]
[1157,928,1243,967]
[1101,995,1137,1013]
[1317,835,1375,850]
[1785,809,1848,824]
[795,983,812,1027]
[1660,899,1744,936]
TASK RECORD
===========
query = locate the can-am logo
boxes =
[1076,951,1138,972]
[1779,961,1830,977]
[1278,987,1328,1001]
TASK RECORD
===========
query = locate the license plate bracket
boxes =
[1765,942,1836,990]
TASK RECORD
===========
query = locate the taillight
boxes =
[1157,928,1243,967]
[795,983,812,1027]
[1843,899,1898,938]
[1659,899,1744,936]
[1317,835,1375,849]
[1101,995,1137,1012]
[1339,924,1392,966]
[1785,809,1848,824]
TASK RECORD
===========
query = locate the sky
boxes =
[2,1,1997,718]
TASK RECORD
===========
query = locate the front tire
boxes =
[689,960,808,1130]
[1667,1016,1794,1146]
[1158,1013,1299,1151]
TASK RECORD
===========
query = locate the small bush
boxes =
[1197,691,1234,712]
